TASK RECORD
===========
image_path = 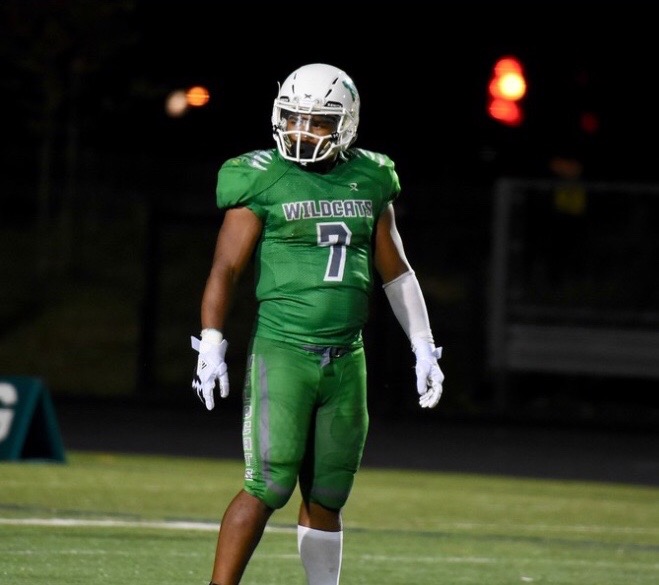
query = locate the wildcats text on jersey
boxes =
[282,199,373,221]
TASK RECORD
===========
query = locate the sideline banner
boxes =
[0,376,66,462]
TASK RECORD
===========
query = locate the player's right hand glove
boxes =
[191,329,229,410]
[411,337,444,409]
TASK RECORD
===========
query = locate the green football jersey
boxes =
[216,148,400,347]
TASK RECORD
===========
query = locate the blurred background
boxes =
[1,0,658,430]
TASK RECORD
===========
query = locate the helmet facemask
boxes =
[274,108,347,163]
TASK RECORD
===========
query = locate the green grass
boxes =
[2,452,658,584]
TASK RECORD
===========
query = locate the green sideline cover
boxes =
[0,376,66,462]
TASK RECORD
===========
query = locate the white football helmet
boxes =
[272,63,360,164]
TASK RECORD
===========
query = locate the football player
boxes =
[192,63,444,585]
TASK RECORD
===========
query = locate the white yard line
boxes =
[0,517,296,533]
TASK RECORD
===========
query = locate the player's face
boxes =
[285,113,338,142]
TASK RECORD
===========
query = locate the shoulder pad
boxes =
[349,148,396,170]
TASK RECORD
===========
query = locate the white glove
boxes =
[411,337,444,409]
[191,329,229,410]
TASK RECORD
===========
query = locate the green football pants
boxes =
[241,336,369,511]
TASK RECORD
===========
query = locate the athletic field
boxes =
[3,446,658,584]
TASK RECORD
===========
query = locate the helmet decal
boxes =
[342,80,357,102]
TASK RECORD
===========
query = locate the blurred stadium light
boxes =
[165,85,210,117]
[487,56,527,127]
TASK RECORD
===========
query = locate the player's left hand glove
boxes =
[191,330,229,410]
[411,337,444,408]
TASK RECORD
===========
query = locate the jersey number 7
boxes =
[317,222,352,282]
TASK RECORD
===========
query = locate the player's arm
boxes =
[373,204,444,409]
[373,203,412,282]
[201,206,263,330]
[191,206,262,410]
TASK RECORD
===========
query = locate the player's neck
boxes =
[297,157,339,175]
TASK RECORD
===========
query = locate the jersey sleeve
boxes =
[350,148,401,211]
[385,156,401,205]
[216,150,279,219]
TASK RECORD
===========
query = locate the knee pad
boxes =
[308,483,351,511]
[245,480,296,510]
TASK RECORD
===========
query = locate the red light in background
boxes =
[580,111,599,134]
[488,98,523,127]
[487,55,526,127]
[490,58,527,100]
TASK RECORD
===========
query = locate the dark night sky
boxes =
[3,1,658,184]
[124,1,659,182]
[2,2,658,418]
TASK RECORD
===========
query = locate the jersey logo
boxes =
[349,182,358,191]
[282,199,373,221]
